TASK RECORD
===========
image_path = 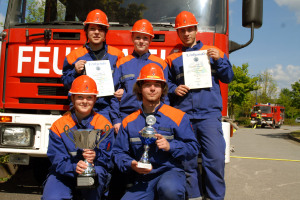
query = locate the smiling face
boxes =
[87,24,106,49]
[177,26,197,48]
[71,94,97,118]
[132,32,152,56]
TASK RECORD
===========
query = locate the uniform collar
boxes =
[182,40,203,52]
[132,51,151,60]
[71,109,95,128]
[140,102,164,117]
[85,42,108,52]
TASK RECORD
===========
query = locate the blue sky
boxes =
[229,0,300,90]
[1,0,300,91]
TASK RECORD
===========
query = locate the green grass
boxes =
[290,131,300,140]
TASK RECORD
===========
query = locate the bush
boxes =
[235,117,251,126]
[284,118,300,126]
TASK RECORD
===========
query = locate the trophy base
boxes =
[137,162,152,169]
[77,176,98,189]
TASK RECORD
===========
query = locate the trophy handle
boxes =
[64,124,75,143]
[95,124,111,148]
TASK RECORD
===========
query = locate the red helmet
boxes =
[83,9,109,27]
[175,11,198,29]
[131,19,154,38]
[69,75,98,95]
[136,63,166,82]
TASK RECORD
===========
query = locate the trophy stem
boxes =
[79,159,96,177]
[137,115,157,169]
[137,144,152,169]
[140,144,150,164]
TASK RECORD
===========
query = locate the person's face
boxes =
[177,26,197,47]
[141,80,162,104]
[72,94,96,116]
[132,32,152,55]
[87,24,106,45]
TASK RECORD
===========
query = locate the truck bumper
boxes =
[0,113,61,159]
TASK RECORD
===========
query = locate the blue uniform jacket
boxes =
[165,41,234,119]
[61,43,124,119]
[112,103,200,177]
[110,51,169,125]
[47,110,114,178]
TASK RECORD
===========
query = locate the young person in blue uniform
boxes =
[110,19,169,134]
[112,63,200,200]
[42,75,114,200]
[165,11,234,200]
[61,9,124,122]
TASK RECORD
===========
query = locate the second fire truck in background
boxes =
[251,103,285,128]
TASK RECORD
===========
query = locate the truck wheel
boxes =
[272,121,275,129]
[0,163,18,183]
[32,158,51,185]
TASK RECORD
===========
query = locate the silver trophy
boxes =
[137,115,157,169]
[64,124,110,188]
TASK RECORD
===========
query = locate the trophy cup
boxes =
[64,124,110,188]
[137,115,157,169]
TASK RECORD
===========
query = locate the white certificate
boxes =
[182,50,212,89]
[85,60,115,97]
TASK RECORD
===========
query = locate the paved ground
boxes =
[225,125,300,200]
[0,125,300,200]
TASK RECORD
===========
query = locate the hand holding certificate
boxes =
[182,50,212,89]
[85,60,115,97]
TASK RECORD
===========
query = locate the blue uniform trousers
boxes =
[190,117,226,200]
[183,156,202,199]
[42,168,109,200]
[121,168,186,200]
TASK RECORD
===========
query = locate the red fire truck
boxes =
[0,0,262,180]
[250,103,285,128]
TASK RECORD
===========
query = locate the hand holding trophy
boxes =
[42,75,115,199]
[137,115,157,169]
[64,124,110,188]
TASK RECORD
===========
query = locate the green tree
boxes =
[291,80,300,109]
[25,0,46,23]
[102,0,146,24]
[25,0,66,22]
[228,63,259,118]
[276,80,300,120]
[277,88,296,118]
[24,0,146,24]
[256,70,278,104]
[239,92,257,118]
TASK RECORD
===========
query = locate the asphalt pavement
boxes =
[0,125,300,200]
[225,125,300,200]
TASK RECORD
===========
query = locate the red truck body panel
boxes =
[1,28,229,115]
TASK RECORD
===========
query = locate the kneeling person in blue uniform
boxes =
[42,75,114,200]
[112,63,200,200]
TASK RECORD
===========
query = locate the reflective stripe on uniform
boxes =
[130,135,174,142]
[121,74,135,81]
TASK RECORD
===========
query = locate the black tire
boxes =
[271,121,275,129]
[275,123,281,128]
[32,157,51,185]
